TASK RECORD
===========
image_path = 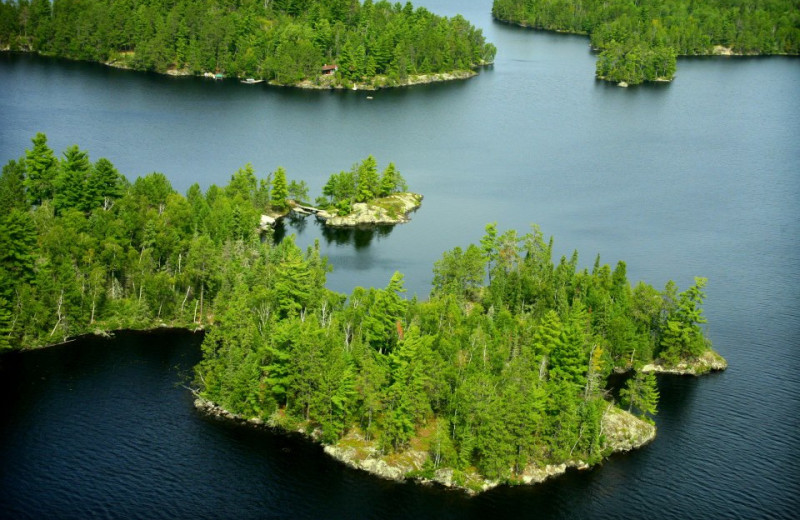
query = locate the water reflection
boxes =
[321,225,395,249]
[272,216,397,251]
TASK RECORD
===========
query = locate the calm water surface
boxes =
[1,1,799,518]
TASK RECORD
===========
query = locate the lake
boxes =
[1,1,799,518]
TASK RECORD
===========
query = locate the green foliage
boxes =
[620,371,659,422]
[24,132,58,206]
[1,134,712,481]
[0,0,496,87]
[658,277,710,364]
[320,156,409,212]
[270,167,289,210]
[492,0,800,84]
[0,159,28,214]
[431,244,485,301]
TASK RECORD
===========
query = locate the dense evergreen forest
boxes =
[492,0,800,84]
[0,135,719,483]
[0,0,496,86]
[0,133,393,348]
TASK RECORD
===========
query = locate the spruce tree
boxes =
[355,156,379,203]
[85,158,123,211]
[24,132,58,206]
[270,167,289,210]
[0,159,28,213]
[620,371,659,421]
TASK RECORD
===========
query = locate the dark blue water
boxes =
[1,1,799,517]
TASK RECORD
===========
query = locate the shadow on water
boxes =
[272,217,396,250]
[321,224,395,249]
[654,374,703,418]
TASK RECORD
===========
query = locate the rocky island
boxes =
[259,156,420,230]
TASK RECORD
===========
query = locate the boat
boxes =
[241,78,264,84]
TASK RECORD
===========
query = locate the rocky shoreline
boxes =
[0,49,483,90]
[641,349,728,376]
[194,397,655,495]
[259,193,422,231]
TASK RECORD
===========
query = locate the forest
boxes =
[0,0,496,87]
[0,135,718,483]
[0,133,388,348]
[492,0,800,84]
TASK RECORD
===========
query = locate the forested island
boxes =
[492,0,800,85]
[0,135,726,493]
[262,155,423,229]
[0,0,496,89]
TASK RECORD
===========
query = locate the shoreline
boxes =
[641,349,728,376]
[14,322,205,352]
[260,193,423,231]
[194,397,656,495]
[491,16,795,59]
[1,49,487,90]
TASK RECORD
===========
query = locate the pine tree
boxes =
[0,296,13,351]
[53,145,91,213]
[378,162,406,196]
[355,156,379,203]
[272,237,312,318]
[0,159,28,213]
[24,132,58,206]
[270,167,289,210]
[85,158,123,211]
[658,277,710,363]
[620,371,659,421]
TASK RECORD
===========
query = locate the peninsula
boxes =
[0,0,496,89]
[492,0,800,85]
[0,135,726,494]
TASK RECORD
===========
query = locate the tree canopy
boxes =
[492,0,800,84]
[0,0,496,87]
[0,135,717,483]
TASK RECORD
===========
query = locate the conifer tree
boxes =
[355,156,379,203]
[270,167,289,210]
[620,371,659,422]
[85,158,123,211]
[378,162,406,196]
[0,159,28,213]
[24,132,58,206]
[54,145,91,213]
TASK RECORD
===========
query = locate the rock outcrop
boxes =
[641,349,728,376]
[196,396,658,496]
[316,192,422,228]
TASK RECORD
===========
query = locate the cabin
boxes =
[322,64,338,75]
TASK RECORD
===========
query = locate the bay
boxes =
[1,1,799,517]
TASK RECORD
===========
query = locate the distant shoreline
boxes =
[0,49,486,90]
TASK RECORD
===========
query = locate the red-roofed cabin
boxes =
[322,64,338,75]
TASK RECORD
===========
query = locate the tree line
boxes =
[0,0,497,86]
[492,0,800,84]
[0,134,715,483]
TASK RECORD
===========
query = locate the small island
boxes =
[0,134,725,495]
[492,0,800,85]
[0,0,496,89]
[256,155,422,230]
